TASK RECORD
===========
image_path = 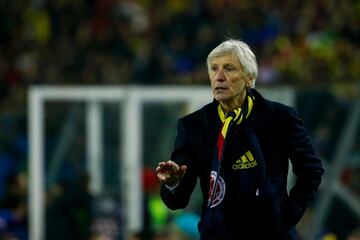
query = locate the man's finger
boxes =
[157,173,166,182]
[160,164,175,173]
[180,165,187,172]
[157,162,166,168]
[175,165,187,178]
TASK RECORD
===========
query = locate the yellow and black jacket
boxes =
[160,89,324,240]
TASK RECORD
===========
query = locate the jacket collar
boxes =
[208,88,272,116]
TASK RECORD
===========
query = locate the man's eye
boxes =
[211,66,218,71]
[225,67,234,72]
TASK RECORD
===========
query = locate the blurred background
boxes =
[0,0,359,239]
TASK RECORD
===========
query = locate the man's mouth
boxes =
[215,87,227,90]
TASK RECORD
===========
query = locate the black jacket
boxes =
[160,89,324,239]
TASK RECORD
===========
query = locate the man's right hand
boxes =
[156,160,187,187]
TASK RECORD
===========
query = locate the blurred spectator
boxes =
[91,196,122,240]
[321,232,338,240]
[0,172,27,240]
[0,232,19,240]
[141,167,171,239]
[46,171,93,240]
[170,212,200,240]
[342,167,360,197]
[347,228,360,240]
[0,0,359,90]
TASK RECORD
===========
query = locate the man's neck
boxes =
[220,94,246,113]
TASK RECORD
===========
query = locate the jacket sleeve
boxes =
[285,107,325,226]
[160,119,198,210]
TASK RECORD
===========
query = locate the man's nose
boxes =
[215,68,225,81]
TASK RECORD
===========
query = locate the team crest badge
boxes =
[208,171,226,208]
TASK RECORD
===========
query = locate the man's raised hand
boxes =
[156,160,187,187]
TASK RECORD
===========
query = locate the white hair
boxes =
[207,39,258,88]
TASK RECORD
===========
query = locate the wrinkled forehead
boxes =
[209,53,241,66]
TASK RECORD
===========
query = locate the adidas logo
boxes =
[232,150,257,170]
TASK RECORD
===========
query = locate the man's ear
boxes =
[246,78,254,88]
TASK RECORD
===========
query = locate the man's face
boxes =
[209,54,251,104]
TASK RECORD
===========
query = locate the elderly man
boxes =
[156,39,324,239]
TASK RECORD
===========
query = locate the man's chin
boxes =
[214,95,231,102]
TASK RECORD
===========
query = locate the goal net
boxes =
[28,85,294,240]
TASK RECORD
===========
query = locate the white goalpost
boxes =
[28,85,295,240]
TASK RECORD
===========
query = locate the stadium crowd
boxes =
[0,0,359,239]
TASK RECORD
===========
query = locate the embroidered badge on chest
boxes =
[232,150,257,170]
[208,171,226,208]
